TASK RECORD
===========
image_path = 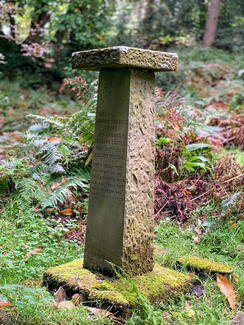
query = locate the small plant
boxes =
[155,137,171,149]
[181,143,213,176]
[0,284,111,325]
[127,282,163,325]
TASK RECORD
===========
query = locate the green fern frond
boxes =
[41,169,90,209]
[221,192,242,212]
[27,114,65,129]
[15,178,46,206]
[38,142,62,166]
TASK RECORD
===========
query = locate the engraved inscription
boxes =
[91,117,128,201]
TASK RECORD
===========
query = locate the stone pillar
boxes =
[72,46,178,276]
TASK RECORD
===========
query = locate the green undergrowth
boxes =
[1,199,243,324]
[0,46,243,324]
[0,285,111,325]
[156,46,244,98]
[155,203,244,324]
[0,78,79,132]
[0,206,83,284]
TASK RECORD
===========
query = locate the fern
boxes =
[221,192,242,213]
[38,142,63,167]
[27,102,95,146]
[40,168,90,209]
[15,178,46,206]
[27,114,65,129]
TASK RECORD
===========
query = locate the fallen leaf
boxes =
[86,307,113,318]
[51,182,61,191]
[0,300,14,308]
[216,274,236,309]
[188,272,196,278]
[192,235,201,243]
[33,248,42,253]
[194,227,202,235]
[71,293,84,306]
[26,248,42,256]
[227,220,237,228]
[183,189,191,195]
[54,286,66,303]
[53,301,76,309]
[60,208,73,216]
[48,137,62,142]
[61,176,67,184]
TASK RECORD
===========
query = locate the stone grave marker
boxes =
[43,47,190,312]
[72,46,178,276]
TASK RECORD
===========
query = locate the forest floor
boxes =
[0,46,243,324]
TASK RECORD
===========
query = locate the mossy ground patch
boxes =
[177,256,233,274]
[43,258,190,313]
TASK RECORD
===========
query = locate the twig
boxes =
[192,173,244,202]
[222,173,244,184]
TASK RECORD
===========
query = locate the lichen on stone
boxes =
[177,256,233,274]
[72,46,178,72]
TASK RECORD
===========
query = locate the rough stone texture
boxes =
[43,258,190,315]
[72,46,178,72]
[177,256,233,274]
[83,68,155,276]
[122,69,155,274]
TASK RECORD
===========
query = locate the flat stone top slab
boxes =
[72,46,178,71]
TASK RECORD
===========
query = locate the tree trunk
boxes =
[202,0,221,47]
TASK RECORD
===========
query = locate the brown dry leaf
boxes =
[71,293,84,306]
[60,208,73,216]
[0,300,14,308]
[51,182,61,191]
[227,220,238,229]
[53,301,76,309]
[192,235,201,243]
[26,248,42,256]
[61,176,67,184]
[48,137,62,142]
[183,189,191,195]
[54,286,66,303]
[194,227,202,235]
[33,248,42,253]
[86,307,113,318]
[216,274,236,309]
[188,272,196,278]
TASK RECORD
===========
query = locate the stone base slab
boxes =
[43,259,190,316]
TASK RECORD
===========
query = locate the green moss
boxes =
[112,264,190,304]
[43,259,190,309]
[177,256,233,274]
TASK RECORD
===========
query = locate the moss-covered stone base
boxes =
[43,259,190,315]
[177,256,233,274]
